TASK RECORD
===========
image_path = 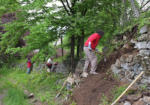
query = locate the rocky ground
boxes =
[118,91,150,105]
[69,25,150,105]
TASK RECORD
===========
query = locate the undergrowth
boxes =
[3,88,29,105]
[0,66,68,105]
[100,85,127,105]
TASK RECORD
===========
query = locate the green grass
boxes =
[111,85,127,102]
[100,94,109,105]
[99,85,127,105]
[3,88,29,105]
[0,66,68,105]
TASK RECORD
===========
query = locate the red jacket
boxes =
[84,33,101,50]
[27,61,32,68]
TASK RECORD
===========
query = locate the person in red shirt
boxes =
[27,57,32,74]
[81,30,104,77]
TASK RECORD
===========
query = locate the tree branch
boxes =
[141,0,145,7]
[60,0,71,15]
[142,5,150,12]
[71,0,77,7]
[140,0,150,9]
[66,0,71,10]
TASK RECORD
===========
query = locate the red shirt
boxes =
[27,61,32,68]
[84,33,101,50]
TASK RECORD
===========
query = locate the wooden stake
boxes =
[111,71,144,105]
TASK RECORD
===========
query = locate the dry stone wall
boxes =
[111,25,150,89]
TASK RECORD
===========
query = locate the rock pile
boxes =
[118,92,150,105]
[111,25,150,89]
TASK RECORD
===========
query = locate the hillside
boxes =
[0,0,150,105]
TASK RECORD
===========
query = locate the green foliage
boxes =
[100,94,109,105]
[0,0,20,16]
[138,11,150,29]
[99,85,127,105]
[139,84,147,91]
[0,0,149,67]
[70,101,77,105]
[0,66,68,104]
[112,85,127,102]
[3,88,29,105]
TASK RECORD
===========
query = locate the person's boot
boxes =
[81,72,88,78]
[90,71,98,75]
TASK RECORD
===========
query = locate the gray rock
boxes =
[139,50,150,56]
[140,25,148,34]
[126,55,133,63]
[55,63,69,74]
[120,71,125,77]
[124,101,131,105]
[123,36,127,40]
[115,59,121,68]
[121,63,130,70]
[133,63,140,72]
[146,42,150,49]
[127,72,135,80]
[33,63,45,71]
[137,34,149,41]
[75,59,85,73]
[111,65,121,74]
[127,94,142,102]
[135,42,147,49]
[143,96,150,104]
[130,39,137,44]
[133,99,145,105]
[137,66,143,71]
[141,79,150,84]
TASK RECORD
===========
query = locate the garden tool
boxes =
[111,71,144,105]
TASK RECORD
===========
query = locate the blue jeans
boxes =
[27,68,31,74]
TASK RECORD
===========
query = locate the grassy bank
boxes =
[0,66,68,105]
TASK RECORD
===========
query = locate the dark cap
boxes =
[96,30,104,36]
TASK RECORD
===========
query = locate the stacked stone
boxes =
[111,25,150,89]
[119,93,150,105]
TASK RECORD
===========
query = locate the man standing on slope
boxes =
[82,30,104,77]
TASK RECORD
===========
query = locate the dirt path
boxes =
[72,45,136,105]
[73,73,119,105]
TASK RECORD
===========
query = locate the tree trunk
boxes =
[77,36,81,59]
[77,29,84,59]
[80,29,84,52]
[60,36,64,57]
[70,35,75,72]
[130,0,140,17]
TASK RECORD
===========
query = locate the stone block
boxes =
[111,64,121,74]
[133,99,145,105]
[124,101,131,105]
[143,96,150,104]
[140,25,148,34]
[137,34,149,41]
[115,59,121,68]
[127,94,142,102]
[135,42,147,49]
[121,63,130,70]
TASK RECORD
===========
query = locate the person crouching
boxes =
[46,58,53,72]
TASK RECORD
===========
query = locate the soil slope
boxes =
[72,45,135,105]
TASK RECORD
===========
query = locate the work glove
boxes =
[88,42,92,51]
